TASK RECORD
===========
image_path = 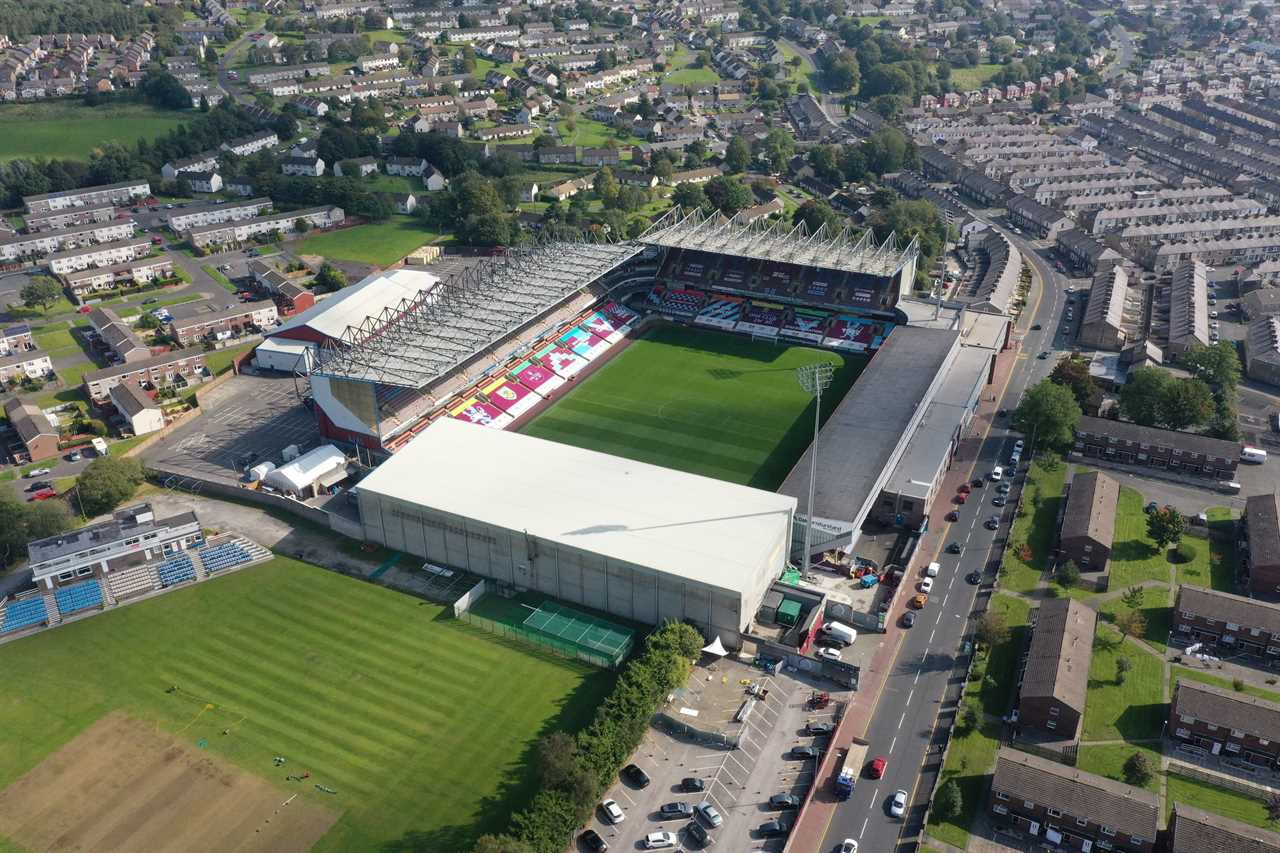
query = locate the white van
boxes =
[925,562,940,578]
[1242,446,1269,464]
[822,621,858,646]
[1221,481,1242,494]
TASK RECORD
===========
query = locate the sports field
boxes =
[521,325,866,489]
[0,102,189,162]
[0,557,612,853]
[293,216,445,266]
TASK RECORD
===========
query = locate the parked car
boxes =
[996,483,1011,494]
[579,829,608,852]
[769,793,800,809]
[1144,501,1159,514]
[25,480,53,492]
[758,818,790,838]
[600,799,625,824]
[142,297,159,305]
[912,593,929,608]
[685,820,709,846]
[817,646,842,662]
[643,831,677,849]
[890,789,908,818]
[657,801,691,821]
[681,777,705,792]
[695,802,723,827]
[622,763,650,788]
[805,721,834,736]
[840,840,858,853]
[902,611,916,628]
[992,495,1007,507]
[966,571,982,585]
[27,488,57,501]
[1013,439,1025,452]
[66,451,82,462]
[990,466,1004,481]
[868,756,887,778]
[24,467,51,478]
[920,577,934,593]
[945,510,959,522]
[789,745,819,760]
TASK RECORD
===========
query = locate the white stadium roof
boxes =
[272,269,440,343]
[357,419,796,592]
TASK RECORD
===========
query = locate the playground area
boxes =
[0,712,338,853]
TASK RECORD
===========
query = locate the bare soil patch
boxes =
[0,712,338,853]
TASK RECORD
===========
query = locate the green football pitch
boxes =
[521,324,867,489]
[0,558,612,852]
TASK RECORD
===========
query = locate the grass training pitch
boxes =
[0,557,612,853]
[521,324,866,489]
[0,102,189,162]
[293,217,444,266]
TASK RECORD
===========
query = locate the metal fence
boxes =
[454,607,624,669]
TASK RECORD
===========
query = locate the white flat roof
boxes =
[272,268,440,342]
[358,419,796,593]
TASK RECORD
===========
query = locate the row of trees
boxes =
[471,621,704,853]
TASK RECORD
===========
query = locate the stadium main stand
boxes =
[156,553,198,588]
[53,579,104,616]
[1,595,47,633]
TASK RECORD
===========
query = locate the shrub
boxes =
[933,779,962,820]
[1173,541,1197,563]
[1123,751,1154,787]
[1234,678,1245,692]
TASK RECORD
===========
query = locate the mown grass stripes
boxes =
[521,325,867,488]
[0,557,613,852]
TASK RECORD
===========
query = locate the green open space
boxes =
[948,63,1004,92]
[663,47,722,86]
[32,323,81,360]
[1109,486,1197,588]
[365,29,407,44]
[1173,665,1280,705]
[1165,774,1273,830]
[294,216,443,266]
[999,459,1067,593]
[0,557,612,852]
[37,362,93,407]
[1175,507,1238,591]
[1076,742,1163,791]
[1082,624,1166,742]
[777,41,820,91]
[205,341,257,376]
[557,117,644,148]
[521,324,867,489]
[201,264,238,293]
[1098,584,1171,653]
[0,101,190,162]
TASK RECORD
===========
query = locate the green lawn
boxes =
[37,362,93,406]
[521,325,867,489]
[204,341,257,376]
[927,716,1000,850]
[202,264,238,293]
[1173,666,1280,705]
[365,29,407,44]
[977,593,1033,717]
[949,63,1004,92]
[359,173,424,194]
[999,459,1067,593]
[1165,774,1274,830]
[663,47,721,87]
[294,217,443,266]
[1076,742,1163,791]
[0,101,190,162]
[557,117,643,148]
[777,41,820,91]
[1110,486,1199,588]
[0,557,612,852]
[1175,507,1238,591]
[32,323,81,360]
[1082,625,1167,742]
[1098,585,1171,653]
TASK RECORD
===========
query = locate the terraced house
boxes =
[990,747,1159,853]
[1169,679,1280,767]
[1170,802,1280,853]
[1016,598,1096,739]
[1174,585,1280,659]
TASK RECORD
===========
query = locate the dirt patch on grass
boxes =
[0,712,338,853]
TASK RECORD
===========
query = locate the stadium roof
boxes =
[358,419,796,593]
[273,269,440,342]
[312,239,642,389]
[638,207,919,278]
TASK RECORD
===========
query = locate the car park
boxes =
[695,802,723,827]
[805,720,835,735]
[1014,439,1025,452]
[868,756,887,778]
[890,789,908,818]
[579,829,608,852]
[659,802,693,819]
[685,821,709,846]
[622,763,650,788]
[601,799,625,824]
[1009,452,1021,466]
[643,831,677,848]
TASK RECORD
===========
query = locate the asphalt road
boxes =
[818,219,1070,853]
[1104,25,1136,81]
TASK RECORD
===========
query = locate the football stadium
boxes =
[278,209,1010,648]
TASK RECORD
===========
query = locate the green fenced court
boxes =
[460,592,635,668]
[520,324,867,489]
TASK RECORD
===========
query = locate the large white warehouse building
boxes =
[356,419,796,646]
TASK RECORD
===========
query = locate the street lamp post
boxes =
[796,362,834,573]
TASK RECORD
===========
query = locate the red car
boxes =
[27,488,57,501]
[868,756,887,779]
[954,493,967,505]
[958,483,971,494]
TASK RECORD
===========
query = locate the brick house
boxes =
[4,397,59,462]
[1170,801,1280,852]
[1058,470,1119,574]
[1016,598,1096,739]
[1072,415,1241,480]
[1174,585,1280,660]
[1169,679,1280,767]
[1246,491,1280,599]
[990,747,1159,853]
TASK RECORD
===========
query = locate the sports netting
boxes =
[457,593,635,669]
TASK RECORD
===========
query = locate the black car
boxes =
[971,478,984,488]
[790,745,819,759]
[660,801,694,819]
[769,793,801,809]
[758,818,791,838]
[25,480,53,492]
[805,721,834,736]
[142,297,159,305]
[1037,351,1050,359]
[992,495,1007,507]
[985,516,1000,530]
[685,820,709,846]
[1144,501,1159,514]
[946,542,962,554]
[579,829,608,852]
[622,763,650,788]
[681,777,705,792]
[902,611,916,628]
[966,571,981,585]
[1031,323,1042,330]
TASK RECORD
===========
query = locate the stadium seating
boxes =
[1,596,47,633]
[198,542,253,574]
[806,279,830,299]
[740,301,784,328]
[696,296,744,326]
[54,579,104,616]
[655,288,705,316]
[156,553,198,588]
[679,261,705,282]
[783,309,831,338]
[720,260,747,286]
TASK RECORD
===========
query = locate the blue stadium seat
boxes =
[157,554,197,588]
[2,597,47,633]
[54,579,103,615]
[198,543,252,574]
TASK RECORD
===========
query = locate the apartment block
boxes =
[23,180,150,215]
[82,348,208,402]
[46,237,152,275]
[1072,415,1240,480]
[186,206,343,249]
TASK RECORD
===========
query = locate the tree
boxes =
[536,732,580,789]
[977,611,1009,648]
[1251,1,1269,21]
[671,182,707,210]
[1116,655,1132,684]
[1057,560,1081,589]
[958,703,979,733]
[1116,608,1148,640]
[1012,380,1081,451]
[20,276,62,310]
[1123,751,1154,787]
[137,313,162,330]
[703,175,753,216]
[1120,366,1171,427]
[1121,586,1144,610]
[1147,505,1186,551]
[1158,378,1215,431]
[1030,92,1050,112]
[314,263,348,292]
[793,200,841,233]
[140,70,193,111]
[294,217,312,234]
[725,134,752,173]
[75,457,145,518]
[934,779,962,820]
[1181,340,1242,390]
[592,166,619,206]
[1049,354,1099,410]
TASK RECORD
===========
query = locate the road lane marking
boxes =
[897,712,905,730]
[907,689,914,705]
[889,735,897,753]
[860,817,868,838]
[928,629,935,644]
